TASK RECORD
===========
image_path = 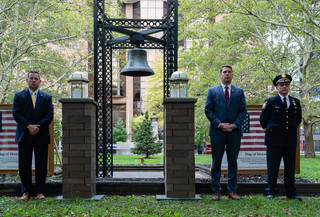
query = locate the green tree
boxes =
[142,54,164,129]
[180,0,320,157]
[0,0,124,104]
[179,1,266,149]
[113,118,128,144]
[194,127,207,146]
[0,0,91,103]
[0,0,124,141]
[131,112,163,158]
[53,112,62,144]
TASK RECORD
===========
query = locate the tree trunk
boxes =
[303,117,316,158]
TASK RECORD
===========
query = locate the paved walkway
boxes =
[112,171,210,179]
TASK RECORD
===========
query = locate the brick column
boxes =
[59,98,97,199]
[163,98,197,198]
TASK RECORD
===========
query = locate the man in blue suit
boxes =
[12,71,53,200]
[205,65,247,201]
[260,74,302,201]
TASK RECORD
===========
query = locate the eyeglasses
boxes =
[278,83,290,87]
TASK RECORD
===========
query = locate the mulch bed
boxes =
[97,174,318,184]
[1,165,318,184]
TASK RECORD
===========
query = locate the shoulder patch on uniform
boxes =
[262,101,267,109]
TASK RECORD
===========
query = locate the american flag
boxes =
[240,110,266,151]
[0,110,18,151]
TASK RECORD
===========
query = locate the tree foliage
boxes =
[0,0,92,103]
[0,0,124,104]
[179,0,320,157]
[0,0,124,144]
[194,127,207,146]
[131,112,163,158]
[142,54,164,129]
[113,118,128,144]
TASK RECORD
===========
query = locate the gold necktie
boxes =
[32,92,36,108]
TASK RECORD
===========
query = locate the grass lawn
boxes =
[111,154,212,165]
[1,194,320,216]
[5,154,316,216]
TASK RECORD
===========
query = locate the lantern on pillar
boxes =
[67,72,89,98]
[170,71,188,98]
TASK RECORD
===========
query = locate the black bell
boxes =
[120,48,155,77]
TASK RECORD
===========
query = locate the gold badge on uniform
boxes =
[292,99,296,105]
[281,74,286,78]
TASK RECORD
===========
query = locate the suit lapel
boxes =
[24,89,34,109]
[35,90,43,110]
[275,95,285,109]
[219,84,228,104]
[228,85,236,105]
[288,95,296,109]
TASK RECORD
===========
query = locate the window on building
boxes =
[133,77,141,115]
[113,104,126,127]
[133,2,140,19]
[314,140,320,152]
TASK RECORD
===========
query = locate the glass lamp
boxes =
[67,72,89,98]
[169,71,188,98]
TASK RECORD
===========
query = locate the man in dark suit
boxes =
[12,70,53,200]
[260,74,302,201]
[205,65,247,201]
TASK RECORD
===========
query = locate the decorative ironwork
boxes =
[164,0,178,99]
[106,19,167,29]
[112,42,164,50]
[94,0,178,178]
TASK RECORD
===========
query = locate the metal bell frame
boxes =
[94,0,178,178]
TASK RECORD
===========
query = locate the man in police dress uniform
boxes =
[260,74,302,201]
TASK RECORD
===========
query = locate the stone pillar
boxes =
[163,98,197,198]
[59,98,97,199]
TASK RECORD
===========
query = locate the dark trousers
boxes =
[18,142,48,194]
[210,135,241,193]
[266,146,297,197]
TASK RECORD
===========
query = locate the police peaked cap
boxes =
[273,74,292,86]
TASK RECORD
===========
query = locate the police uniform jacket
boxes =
[260,94,302,148]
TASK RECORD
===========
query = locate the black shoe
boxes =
[266,195,275,199]
[288,196,302,201]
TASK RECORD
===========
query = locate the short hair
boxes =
[220,65,233,73]
[28,70,40,79]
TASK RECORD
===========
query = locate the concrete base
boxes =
[156,194,202,200]
[56,195,104,200]
[116,142,135,155]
